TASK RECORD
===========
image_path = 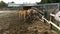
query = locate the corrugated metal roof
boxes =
[8,3,38,7]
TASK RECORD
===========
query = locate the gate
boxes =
[38,3,60,30]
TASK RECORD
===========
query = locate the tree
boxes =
[0,1,7,8]
[11,1,15,3]
[37,0,60,4]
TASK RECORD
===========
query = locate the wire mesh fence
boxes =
[37,3,60,30]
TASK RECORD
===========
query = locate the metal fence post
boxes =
[50,13,52,30]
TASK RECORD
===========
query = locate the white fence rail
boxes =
[39,12,60,30]
[43,18,60,30]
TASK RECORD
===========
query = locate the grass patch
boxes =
[52,26,60,34]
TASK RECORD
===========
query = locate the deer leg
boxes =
[24,14,26,22]
[19,14,21,21]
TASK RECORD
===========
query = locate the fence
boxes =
[38,3,60,30]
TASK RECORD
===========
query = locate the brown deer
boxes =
[19,8,38,23]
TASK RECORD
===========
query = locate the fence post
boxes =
[44,10,47,23]
[49,13,53,30]
[57,21,59,26]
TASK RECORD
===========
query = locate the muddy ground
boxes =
[0,10,58,34]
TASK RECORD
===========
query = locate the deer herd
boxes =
[19,8,39,23]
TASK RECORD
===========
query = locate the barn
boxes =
[8,2,40,10]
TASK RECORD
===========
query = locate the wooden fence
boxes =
[39,12,60,30]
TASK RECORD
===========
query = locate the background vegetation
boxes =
[0,1,7,8]
[37,0,60,4]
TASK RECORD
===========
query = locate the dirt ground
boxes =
[0,11,58,34]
